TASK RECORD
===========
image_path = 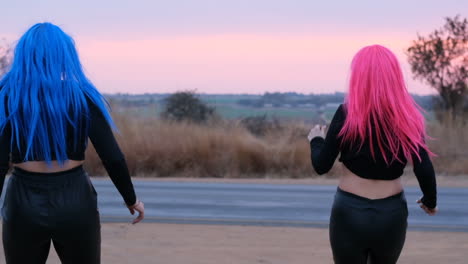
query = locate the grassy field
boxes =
[107,93,436,123]
[107,93,340,121]
[214,104,321,120]
[109,101,327,120]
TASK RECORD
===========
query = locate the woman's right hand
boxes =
[307,125,326,142]
[417,198,438,216]
[128,200,145,224]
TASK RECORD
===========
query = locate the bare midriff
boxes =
[338,173,404,199]
[13,160,85,173]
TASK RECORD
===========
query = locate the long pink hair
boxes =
[339,45,430,164]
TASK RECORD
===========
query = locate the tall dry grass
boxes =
[84,112,349,178]
[84,112,468,178]
[426,115,468,176]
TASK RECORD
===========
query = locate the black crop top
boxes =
[310,104,437,208]
[0,101,137,206]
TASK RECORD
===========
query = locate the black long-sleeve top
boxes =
[0,101,137,206]
[310,104,437,209]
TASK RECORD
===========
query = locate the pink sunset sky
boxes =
[0,0,466,95]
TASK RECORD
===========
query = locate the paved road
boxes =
[2,179,467,232]
[93,180,467,232]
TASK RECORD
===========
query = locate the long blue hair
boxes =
[0,22,115,164]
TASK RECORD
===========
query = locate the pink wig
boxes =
[339,45,430,164]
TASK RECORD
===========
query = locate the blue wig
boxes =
[0,22,115,164]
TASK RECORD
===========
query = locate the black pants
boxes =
[329,188,408,264]
[2,166,101,264]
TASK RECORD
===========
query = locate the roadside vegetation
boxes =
[83,93,468,178]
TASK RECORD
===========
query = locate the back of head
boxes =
[12,22,83,84]
[0,22,114,164]
[339,44,430,164]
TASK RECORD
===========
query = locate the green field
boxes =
[107,93,435,123]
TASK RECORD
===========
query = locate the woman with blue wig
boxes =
[0,23,144,263]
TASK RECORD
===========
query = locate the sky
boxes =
[0,0,466,95]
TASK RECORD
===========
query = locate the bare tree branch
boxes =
[407,15,468,117]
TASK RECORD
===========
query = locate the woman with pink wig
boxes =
[308,45,437,264]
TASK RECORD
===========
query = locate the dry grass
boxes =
[84,112,467,178]
[426,116,468,176]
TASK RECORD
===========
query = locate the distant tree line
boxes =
[237,92,344,108]
[237,92,436,110]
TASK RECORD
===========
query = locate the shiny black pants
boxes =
[2,166,100,264]
[329,188,408,264]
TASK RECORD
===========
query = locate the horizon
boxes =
[103,91,435,96]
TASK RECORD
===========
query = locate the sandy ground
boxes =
[0,223,466,264]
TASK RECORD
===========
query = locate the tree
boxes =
[0,42,11,77]
[161,91,216,123]
[407,15,468,117]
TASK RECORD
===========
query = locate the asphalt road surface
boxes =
[1,178,466,232]
[91,180,467,232]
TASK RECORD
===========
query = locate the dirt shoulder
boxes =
[11,223,466,264]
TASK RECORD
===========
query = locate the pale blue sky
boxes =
[1,0,464,36]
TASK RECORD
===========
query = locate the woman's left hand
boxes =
[127,200,145,224]
[308,125,326,142]
[416,198,438,216]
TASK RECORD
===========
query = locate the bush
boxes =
[161,91,216,123]
[240,115,282,136]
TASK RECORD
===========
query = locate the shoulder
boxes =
[337,104,345,113]
[332,104,346,121]
[84,96,103,115]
